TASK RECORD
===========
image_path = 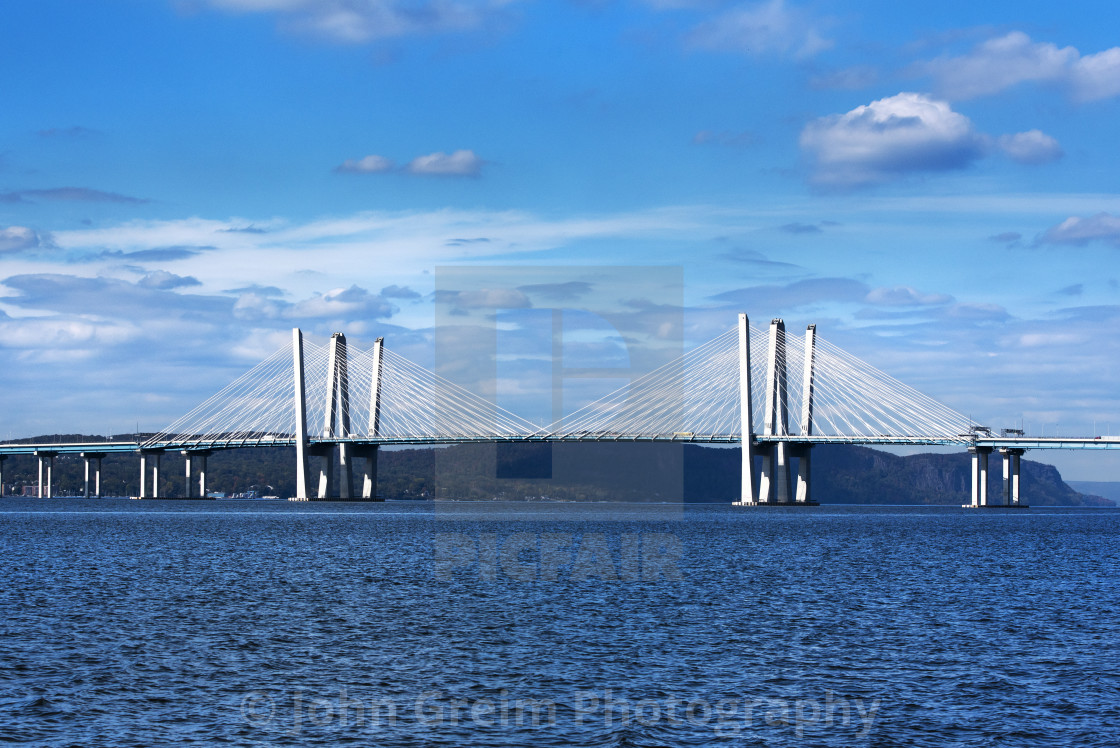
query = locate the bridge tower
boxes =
[794,324,817,503]
[356,337,384,501]
[736,318,820,507]
[292,328,311,499]
[758,319,793,503]
[738,313,756,503]
[314,332,354,499]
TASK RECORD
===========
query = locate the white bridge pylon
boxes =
[145,316,974,500]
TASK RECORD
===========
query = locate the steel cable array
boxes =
[146,322,975,448]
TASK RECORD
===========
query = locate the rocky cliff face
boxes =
[753,445,1111,506]
[683,444,1110,506]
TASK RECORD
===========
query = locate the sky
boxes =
[2,0,1119,480]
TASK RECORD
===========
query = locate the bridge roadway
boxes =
[3,434,1119,457]
[3,434,1116,503]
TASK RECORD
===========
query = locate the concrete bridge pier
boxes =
[181,450,212,498]
[1000,448,1026,506]
[773,442,793,502]
[757,447,772,502]
[793,444,813,503]
[356,445,382,500]
[337,443,354,499]
[0,455,6,497]
[967,446,992,507]
[35,450,55,498]
[311,444,335,499]
[81,452,106,498]
[139,450,163,499]
[756,443,793,503]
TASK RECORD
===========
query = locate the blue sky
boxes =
[2,0,1119,479]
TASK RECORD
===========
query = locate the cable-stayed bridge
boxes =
[3,315,1117,506]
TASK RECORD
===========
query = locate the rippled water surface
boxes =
[2,499,1119,746]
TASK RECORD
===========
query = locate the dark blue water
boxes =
[2,500,1119,747]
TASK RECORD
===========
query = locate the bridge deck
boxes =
[3,435,1117,456]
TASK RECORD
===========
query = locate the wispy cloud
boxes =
[336,150,485,177]
[0,187,148,204]
[199,0,519,44]
[406,150,485,177]
[710,277,870,309]
[336,154,395,173]
[920,31,1120,102]
[997,130,1063,164]
[1040,213,1120,247]
[685,0,832,60]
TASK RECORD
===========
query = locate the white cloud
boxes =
[201,0,516,43]
[997,130,1063,165]
[799,93,987,189]
[336,154,395,173]
[1071,47,1120,102]
[1041,213,1120,247]
[923,31,1120,102]
[0,226,41,254]
[686,0,831,60]
[406,150,484,177]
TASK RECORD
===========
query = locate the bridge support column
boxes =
[151,452,161,498]
[357,445,382,501]
[338,443,353,499]
[196,452,209,498]
[139,450,162,499]
[312,445,334,499]
[0,455,5,497]
[999,448,1026,507]
[774,442,793,503]
[967,446,992,507]
[758,449,772,503]
[183,452,194,498]
[794,445,813,503]
[36,451,55,498]
[292,328,310,500]
[81,452,105,498]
